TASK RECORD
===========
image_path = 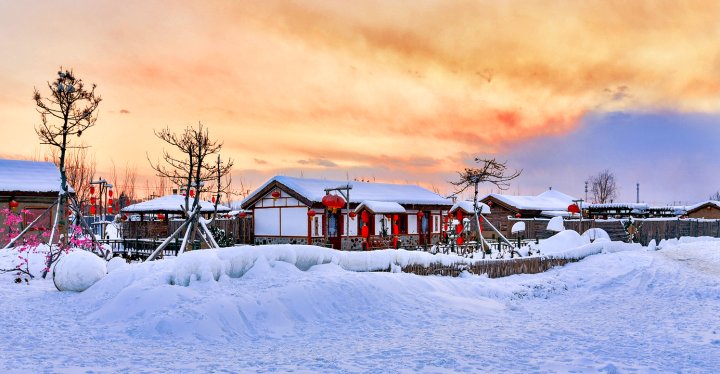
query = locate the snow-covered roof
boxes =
[0,159,71,194]
[121,195,231,213]
[449,200,490,214]
[587,203,649,210]
[354,200,406,214]
[243,176,452,208]
[481,189,576,211]
[686,200,720,213]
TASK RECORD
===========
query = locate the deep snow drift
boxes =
[1,238,719,373]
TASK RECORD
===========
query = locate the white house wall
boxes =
[408,215,418,234]
[281,207,309,236]
[255,208,280,235]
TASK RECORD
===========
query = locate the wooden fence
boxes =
[401,256,576,278]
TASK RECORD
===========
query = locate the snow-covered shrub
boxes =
[546,216,564,232]
[53,250,107,292]
[581,228,610,243]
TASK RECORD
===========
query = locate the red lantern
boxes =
[157,213,165,220]
[108,198,114,206]
[392,224,399,235]
[349,211,357,220]
[239,212,248,218]
[271,191,281,200]
[448,212,454,219]
[457,210,463,222]
[90,197,96,205]
[456,223,463,234]
[108,189,113,198]
[361,224,369,238]
[90,205,96,215]
[8,200,19,210]
[361,210,369,223]
[212,196,216,203]
[89,186,95,194]
[108,206,113,214]
[121,214,128,221]
[568,204,581,215]
[307,210,316,217]
[515,213,522,218]
[457,237,464,245]
[189,189,195,198]
[393,214,398,221]
[417,211,424,218]
[322,194,345,213]
[487,200,493,207]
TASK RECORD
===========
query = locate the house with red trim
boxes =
[240,176,453,250]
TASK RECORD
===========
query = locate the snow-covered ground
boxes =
[1,239,719,373]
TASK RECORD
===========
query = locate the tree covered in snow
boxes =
[589,169,618,204]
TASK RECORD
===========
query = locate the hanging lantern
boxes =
[392,224,399,235]
[108,198,114,206]
[417,211,424,218]
[108,189,113,198]
[157,213,165,220]
[239,212,248,218]
[515,213,522,218]
[108,206,113,214]
[361,224,369,238]
[456,223,463,234]
[211,196,216,203]
[307,210,316,217]
[487,200,493,207]
[457,210,463,222]
[89,186,95,194]
[121,214,128,221]
[457,237,464,245]
[349,211,357,220]
[90,196,96,205]
[361,210,369,223]
[448,212,454,219]
[271,190,281,201]
[393,214,399,222]
[189,189,195,198]
[567,204,581,215]
[322,194,345,213]
[8,200,19,210]
[90,205,96,215]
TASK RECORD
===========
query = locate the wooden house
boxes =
[0,159,69,238]
[686,201,720,219]
[240,176,453,250]
[479,189,577,238]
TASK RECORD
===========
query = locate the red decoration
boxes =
[307,210,316,217]
[361,224,369,238]
[349,211,357,219]
[417,211,424,218]
[108,198,114,206]
[8,200,19,210]
[157,213,165,220]
[568,204,581,214]
[448,212,454,219]
[393,214,398,221]
[239,212,248,218]
[271,191,281,200]
[189,189,195,198]
[90,205,96,215]
[392,224,399,235]
[108,189,113,198]
[321,194,345,212]
[393,237,398,248]
[361,211,369,223]
[89,186,95,194]
[487,200,493,207]
[90,197,96,205]
[121,214,128,221]
[515,213,522,218]
[107,206,113,214]
[457,237,464,245]
[456,223,463,234]
[457,210,463,221]
[211,196,216,203]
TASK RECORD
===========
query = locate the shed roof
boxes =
[242,176,452,208]
[0,158,72,194]
[481,189,576,211]
[686,200,720,214]
[449,200,490,214]
[121,195,231,213]
[354,200,406,214]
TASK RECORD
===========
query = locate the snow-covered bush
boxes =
[547,216,564,232]
[581,228,610,243]
[53,250,107,292]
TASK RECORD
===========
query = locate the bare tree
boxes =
[48,146,96,211]
[589,169,618,204]
[710,191,720,201]
[146,123,233,258]
[33,68,102,276]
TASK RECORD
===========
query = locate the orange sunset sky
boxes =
[1,1,719,203]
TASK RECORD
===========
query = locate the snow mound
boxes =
[582,228,611,242]
[107,257,129,273]
[547,216,564,232]
[511,221,526,234]
[537,230,588,255]
[53,250,107,292]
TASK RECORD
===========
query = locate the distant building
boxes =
[479,189,577,238]
[240,176,453,250]
[0,158,68,233]
[686,201,720,219]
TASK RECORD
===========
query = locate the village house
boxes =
[240,176,453,250]
[686,201,720,219]
[479,188,578,238]
[0,158,69,235]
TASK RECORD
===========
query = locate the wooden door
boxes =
[327,211,343,249]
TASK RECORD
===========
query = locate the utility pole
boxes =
[584,181,588,202]
[636,183,640,203]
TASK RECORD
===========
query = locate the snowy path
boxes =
[1,242,719,373]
